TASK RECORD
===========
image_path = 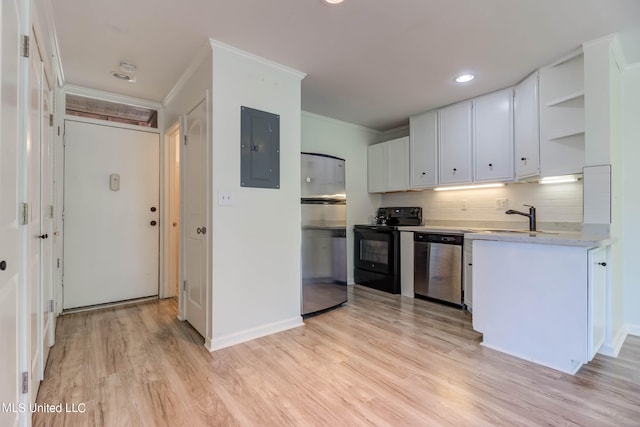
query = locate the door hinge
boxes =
[20,203,28,225]
[57,126,60,136]
[184,135,188,145]
[22,35,29,58]
[49,205,54,219]
[183,280,187,291]
[21,372,28,394]
[57,258,60,269]
[49,114,54,127]
[49,299,54,313]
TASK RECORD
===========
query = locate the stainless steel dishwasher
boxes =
[414,232,464,308]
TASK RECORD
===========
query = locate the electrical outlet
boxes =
[495,198,508,209]
[218,191,234,206]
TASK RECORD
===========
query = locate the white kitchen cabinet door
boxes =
[385,137,409,192]
[367,142,386,193]
[367,137,409,193]
[410,111,438,189]
[588,246,608,360]
[473,89,514,182]
[439,101,472,185]
[514,72,541,179]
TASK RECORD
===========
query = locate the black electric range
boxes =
[353,207,422,293]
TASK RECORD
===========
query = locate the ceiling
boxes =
[50,0,640,131]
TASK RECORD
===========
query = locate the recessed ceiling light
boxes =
[455,74,475,83]
[323,0,344,4]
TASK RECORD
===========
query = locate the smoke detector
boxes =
[119,61,137,74]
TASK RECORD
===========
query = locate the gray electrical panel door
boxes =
[240,106,280,189]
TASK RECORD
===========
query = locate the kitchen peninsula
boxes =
[468,230,612,374]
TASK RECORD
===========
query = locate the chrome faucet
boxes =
[505,204,536,231]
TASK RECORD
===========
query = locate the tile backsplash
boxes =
[381,181,583,225]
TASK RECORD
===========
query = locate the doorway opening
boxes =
[167,124,181,298]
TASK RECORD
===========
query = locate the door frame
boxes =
[162,121,180,299]
[55,86,164,313]
[177,93,211,343]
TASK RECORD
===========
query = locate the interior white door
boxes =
[0,0,22,424]
[28,32,43,403]
[183,100,207,336]
[63,120,160,309]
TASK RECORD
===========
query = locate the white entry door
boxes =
[183,100,207,336]
[63,120,160,309]
[0,0,22,424]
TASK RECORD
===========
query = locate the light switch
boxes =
[218,191,234,206]
[109,174,120,191]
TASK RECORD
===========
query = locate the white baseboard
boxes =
[626,323,640,337]
[206,316,304,352]
[599,327,628,357]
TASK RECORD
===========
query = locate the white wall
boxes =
[209,41,305,349]
[622,65,640,333]
[301,112,383,284]
[381,182,583,226]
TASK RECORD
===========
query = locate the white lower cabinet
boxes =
[588,246,607,360]
[472,239,608,374]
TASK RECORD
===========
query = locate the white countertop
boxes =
[396,225,612,247]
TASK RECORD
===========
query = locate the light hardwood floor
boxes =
[35,285,640,426]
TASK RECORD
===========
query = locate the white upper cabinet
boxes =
[367,142,387,193]
[473,89,514,182]
[539,50,585,176]
[410,111,438,189]
[439,101,473,185]
[514,72,541,179]
[367,137,409,193]
[386,137,410,192]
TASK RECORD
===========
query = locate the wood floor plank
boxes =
[34,285,640,426]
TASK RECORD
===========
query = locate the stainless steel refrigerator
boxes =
[301,152,347,315]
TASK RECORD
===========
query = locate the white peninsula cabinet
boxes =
[410,111,438,189]
[367,137,409,193]
[471,237,609,374]
[473,89,514,182]
[439,101,473,185]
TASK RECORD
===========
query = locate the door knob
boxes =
[38,234,48,239]
[150,207,157,212]
[0,261,6,271]
[196,226,207,235]
[150,221,157,226]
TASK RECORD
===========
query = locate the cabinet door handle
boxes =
[598,262,607,267]
[521,157,527,161]
[421,172,426,175]
[489,163,493,168]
